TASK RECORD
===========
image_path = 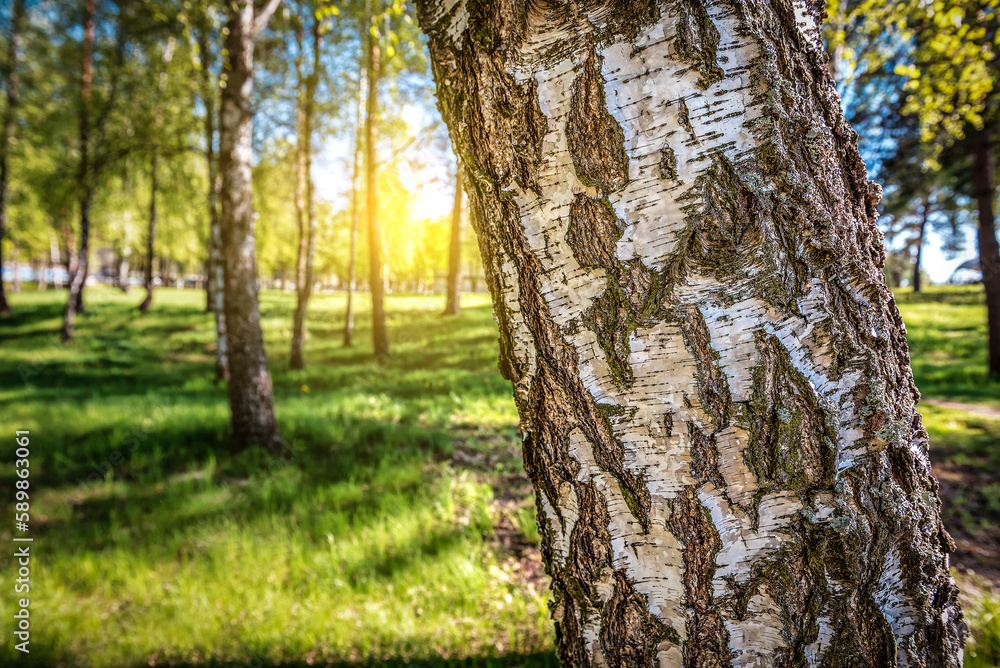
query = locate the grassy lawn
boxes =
[0,284,996,666]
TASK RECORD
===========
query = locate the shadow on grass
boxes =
[1,649,561,668]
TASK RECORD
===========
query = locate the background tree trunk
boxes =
[63,0,95,340]
[365,0,389,358]
[416,1,966,665]
[443,164,464,316]
[343,39,367,347]
[290,14,319,370]
[140,39,175,313]
[912,199,929,293]
[972,129,1000,379]
[198,17,228,381]
[0,0,25,316]
[218,0,281,450]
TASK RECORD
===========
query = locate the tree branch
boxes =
[253,0,282,39]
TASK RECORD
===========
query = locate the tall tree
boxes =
[290,5,320,370]
[416,1,965,664]
[364,0,388,358]
[139,37,176,312]
[0,0,25,317]
[218,0,282,449]
[343,30,366,347]
[62,0,96,341]
[196,6,228,381]
[443,163,463,315]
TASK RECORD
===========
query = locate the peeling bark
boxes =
[416,1,965,665]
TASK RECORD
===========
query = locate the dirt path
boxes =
[922,399,1000,418]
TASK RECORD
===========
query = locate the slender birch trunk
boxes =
[416,1,965,665]
[198,17,228,381]
[343,40,367,347]
[0,0,25,316]
[972,128,1000,379]
[365,0,388,358]
[443,164,464,316]
[63,0,95,340]
[139,39,175,313]
[218,0,282,449]
[290,14,320,369]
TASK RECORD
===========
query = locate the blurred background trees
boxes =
[0,0,995,370]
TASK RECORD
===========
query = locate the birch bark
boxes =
[218,0,281,449]
[415,1,966,665]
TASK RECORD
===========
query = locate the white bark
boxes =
[418,0,965,665]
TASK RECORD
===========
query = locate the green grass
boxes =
[0,287,552,667]
[0,284,996,666]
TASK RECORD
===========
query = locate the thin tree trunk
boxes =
[443,164,464,315]
[198,17,228,381]
[116,221,131,292]
[38,257,48,291]
[912,198,929,293]
[139,155,158,311]
[50,232,62,288]
[973,128,1000,379]
[365,0,388,358]
[291,14,320,369]
[343,42,367,347]
[10,242,19,292]
[0,0,25,316]
[139,39,175,313]
[63,0,95,341]
[416,2,965,664]
[218,0,281,449]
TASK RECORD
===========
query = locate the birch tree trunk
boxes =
[63,0,95,341]
[443,164,464,316]
[0,0,25,317]
[290,14,320,370]
[218,0,281,449]
[415,1,966,665]
[198,16,228,381]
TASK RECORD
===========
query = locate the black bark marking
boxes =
[568,47,629,194]
[679,305,732,428]
[600,570,677,668]
[567,194,624,268]
[670,487,731,668]
[659,145,679,181]
[672,0,725,89]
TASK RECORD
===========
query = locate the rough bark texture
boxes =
[972,129,1000,379]
[198,19,228,381]
[0,0,25,316]
[444,165,465,315]
[63,0,96,341]
[415,1,965,665]
[365,0,389,358]
[219,1,280,449]
[290,16,319,370]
